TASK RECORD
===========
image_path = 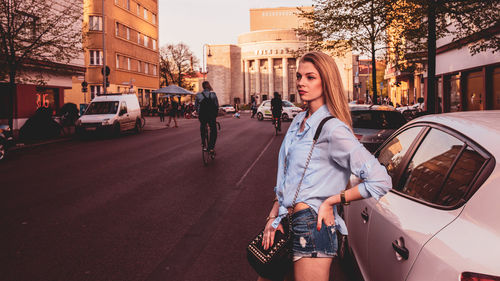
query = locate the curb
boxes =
[11,136,74,151]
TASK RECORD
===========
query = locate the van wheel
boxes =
[282,113,289,122]
[113,123,121,137]
[257,112,263,121]
[134,119,142,134]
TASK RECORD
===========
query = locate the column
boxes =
[244,60,250,103]
[282,57,288,100]
[268,57,274,96]
[255,59,261,94]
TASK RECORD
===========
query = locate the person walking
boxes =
[257,51,392,281]
[251,97,257,118]
[166,97,178,128]
[195,81,219,153]
[158,102,165,122]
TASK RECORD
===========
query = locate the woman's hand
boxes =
[317,200,335,231]
[262,219,284,250]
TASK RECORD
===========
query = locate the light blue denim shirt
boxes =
[272,105,392,235]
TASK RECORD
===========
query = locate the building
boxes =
[65,0,159,110]
[205,6,354,106]
[0,1,86,131]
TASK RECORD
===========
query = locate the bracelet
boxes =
[266,215,277,221]
[340,190,350,206]
[272,198,278,203]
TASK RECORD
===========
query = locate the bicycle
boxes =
[272,114,281,135]
[201,120,221,166]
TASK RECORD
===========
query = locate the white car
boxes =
[220,104,236,113]
[256,100,303,121]
[76,94,143,136]
[341,111,500,281]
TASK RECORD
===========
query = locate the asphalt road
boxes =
[1,113,361,281]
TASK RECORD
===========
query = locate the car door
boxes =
[365,126,469,281]
[262,101,272,118]
[118,101,131,130]
[344,125,424,278]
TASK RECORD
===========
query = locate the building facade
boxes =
[205,6,354,106]
[65,0,159,109]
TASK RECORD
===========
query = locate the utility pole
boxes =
[102,0,107,95]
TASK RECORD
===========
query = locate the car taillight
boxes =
[354,134,363,140]
[461,272,500,281]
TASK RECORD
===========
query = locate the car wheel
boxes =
[282,113,289,122]
[0,143,5,161]
[113,122,121,137]
[257,112,264,121]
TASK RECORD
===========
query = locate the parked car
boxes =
[341,111,500,281]
[0,124,14,161]
[220,104,236,113]
[75,94,142,136]
[256,100,303,121]
[350,104,407,153]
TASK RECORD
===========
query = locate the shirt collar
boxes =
[289,104,330,135]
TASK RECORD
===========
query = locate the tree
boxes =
[0,0,82,127]
[299,0,392,104]
[388,0,500,113]
[159,43,198,90]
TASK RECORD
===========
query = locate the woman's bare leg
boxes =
[294,258,332,281]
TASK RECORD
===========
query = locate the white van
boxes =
[75,94,142,136]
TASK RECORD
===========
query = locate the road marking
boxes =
[236,134,275,187]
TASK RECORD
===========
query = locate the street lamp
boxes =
[201,44,212,81]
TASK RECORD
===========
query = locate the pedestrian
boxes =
[166,97,178,128]
[251,97,257,118]
[158,102,165,122]
[256,51,392,281]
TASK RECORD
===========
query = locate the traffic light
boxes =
[102,66,111,88]
[81,81,88,93]
[105,77,110,88]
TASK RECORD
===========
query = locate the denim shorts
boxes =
[291,207,338,260]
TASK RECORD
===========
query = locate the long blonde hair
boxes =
[299,51,352,128]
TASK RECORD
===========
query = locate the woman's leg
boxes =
[294,257,333,281]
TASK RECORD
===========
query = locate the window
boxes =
[144,8,148,20]
[90,85,102,99]
[120,101,128,114]
[352,111,406,130]
[126,0,130,10]
[137,32,141,44]
[116,22,119,36]
[115,0,118,4]
[144,35,149,47]
[398,128,464,203]
[126,27,130,40]
[127,57,131,70]
[435,146,487,206]
[152,64,157,75]
[116,55,120,68]
[152,39,156,50]
[137,3,140,15]
[137,61,141,72]
[89,16,102,31]
[377,126,422,179]
[152,13,156,24]
[145,62,149,74]
[89,50,102,65]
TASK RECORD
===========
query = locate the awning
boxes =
[152,85,195,95]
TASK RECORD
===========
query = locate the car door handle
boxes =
[361,207,369,223]
[392,238,409,261]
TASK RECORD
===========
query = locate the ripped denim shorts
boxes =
[291,207,338,260]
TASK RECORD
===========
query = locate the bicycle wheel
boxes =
[275,119,279,135]
[202,124,210,165]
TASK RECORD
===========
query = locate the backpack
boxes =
[199,91,218,120]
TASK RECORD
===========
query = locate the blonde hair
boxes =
[299,51,352,128]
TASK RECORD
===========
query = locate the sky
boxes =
[158,0,314,65]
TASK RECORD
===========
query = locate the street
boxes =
[1,113,360,281]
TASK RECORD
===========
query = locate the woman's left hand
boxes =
[317,201,335,231]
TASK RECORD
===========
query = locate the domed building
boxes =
[205,6,355,106]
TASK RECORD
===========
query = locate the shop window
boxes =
[466,71,485,111]
[449,74,462,112]
[89,16,102,31]
[138,88,144,106]
[493,67,500,110]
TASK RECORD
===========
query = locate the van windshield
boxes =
[85,101,119,115]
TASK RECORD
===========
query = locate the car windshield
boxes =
[351,111,406,129]
[283,101,294,107]
[85,101,119,115]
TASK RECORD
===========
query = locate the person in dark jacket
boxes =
[195,81,219,152]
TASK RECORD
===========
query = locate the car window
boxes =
[377,126,422,179]
[351,111,406,129]
[121,101,128,113]
[283,101,294,107]
[398,128,464,204]
[435,146,487,206]
[263,101,270,107]
[85,101,119,115]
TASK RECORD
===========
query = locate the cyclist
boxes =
[195,81,219,153]
[270,91,283,132]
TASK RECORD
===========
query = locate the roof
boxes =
[349,104,397,111]
[408,111,500,156]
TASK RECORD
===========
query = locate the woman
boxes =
[258,52,392,281]
[166,97,178,128]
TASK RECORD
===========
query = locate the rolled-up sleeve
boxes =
[328,124,392,199]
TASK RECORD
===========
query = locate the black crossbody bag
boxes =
[246,116,335,280]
